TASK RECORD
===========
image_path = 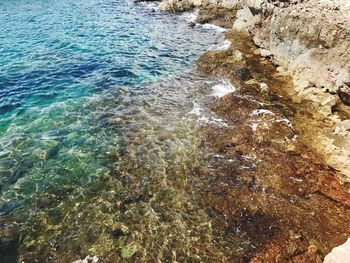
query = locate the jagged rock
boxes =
[235,68,253,81]
[196,4,238,28]
[197,25,350,261]
[338,88,350,106]
[159,0,196,12]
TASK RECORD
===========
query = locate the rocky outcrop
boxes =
[195,3,237,28]
[158,0,350,180]
[247,0,350,180]
[159,0,196,12]
[197,30,350,262]
[153,0,350,260]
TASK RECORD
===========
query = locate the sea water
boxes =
[0,0,228,261]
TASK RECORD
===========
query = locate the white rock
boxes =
[324,238,350,263]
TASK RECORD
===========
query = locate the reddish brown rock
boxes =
[197,29,350,262]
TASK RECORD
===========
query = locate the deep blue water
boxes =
[0,0,217,120]
[0,0,226,261]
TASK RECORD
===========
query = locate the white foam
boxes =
[213,154,225,158]
[251,123,259,132]
[189,102,228,127]
[71,256,99,263]
[181,9,198,23]
[324,238,350,263]
[201,23,228,33]
[211,80,235,98]
[250,122,269,132]
[275,118,293,129]
[259,82,268,91]
[139,1,160,11]
[189,102,202,116]
[198,115,228,127]
[251,109,275,116]
[209,40,232,51]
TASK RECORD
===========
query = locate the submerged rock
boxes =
[46,144,61,159]
[8,169,26,184]
[120,242,141,259]
[173,0,350,180]
[0,239,19,263]
[0,200,23,217]
[111,228,128,238]
[188,21,196,28]
[5,1,350,262]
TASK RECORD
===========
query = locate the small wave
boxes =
[189,102,202,116]
[250,118,293,133]
[200,23,228,33]
[251,109,275,116]
[138,1,160,11]
[250,121,271,132]
[208,40,231,51]
[275,118,293,129]
[211,80,235,98]
[181,9,199,23]
[189,102,228,127]
[251,122,259,132]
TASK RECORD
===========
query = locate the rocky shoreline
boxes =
[1,1,349,262]
[159,0,350,183]
[143,0,350,262]
[197,29,350,262]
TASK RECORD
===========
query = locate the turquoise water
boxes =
[0,0,227,261]
[0,0,221,200]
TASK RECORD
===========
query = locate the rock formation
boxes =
[158,0,350,185]
[153,0,350,261]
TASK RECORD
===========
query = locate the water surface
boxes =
[0,0,229,261]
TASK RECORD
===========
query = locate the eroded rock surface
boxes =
[195,3,238,28]
[248,0,350,178]
[158,0,350,181]
[155,0,350,260]
[197,30,350,262]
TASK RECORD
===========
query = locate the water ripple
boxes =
[0,0,228,260]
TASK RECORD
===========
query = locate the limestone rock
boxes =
[159,0,195,12]
[324,238,350,263]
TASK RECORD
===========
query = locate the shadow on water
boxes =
[0,240,18,263]
[0,202,23,263]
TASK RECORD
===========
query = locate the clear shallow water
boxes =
[0,0,224,200]
[0,0,228,261]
